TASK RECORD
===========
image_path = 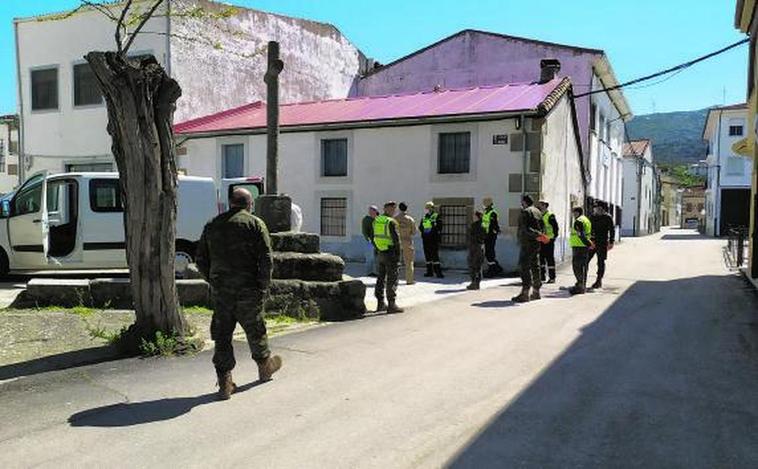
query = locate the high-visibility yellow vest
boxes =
[569,215,592,247]
[373,215,395,251]
[482,207,497,232]
[542,211,555,240]
[422,212,438,233]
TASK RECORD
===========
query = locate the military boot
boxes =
[511,288,530,303]
[257,355,283,382]
[424,263,434,277]
[568,285,586,295]
[530,288,541,301]
[434,264,445,278]
[375,300,387,312]
[590,278,603,290]
[216,370,237,401]
[387,301,404,313]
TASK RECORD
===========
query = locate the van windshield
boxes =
[229,183,261,200]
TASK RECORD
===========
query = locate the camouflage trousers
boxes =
[375,250,399,302]
[210,287,270,373]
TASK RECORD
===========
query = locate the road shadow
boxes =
[471,300,518,308]
[0,346,123,381]
[435,288,469,294]
[449,274,758,467]
[68,381,265,427]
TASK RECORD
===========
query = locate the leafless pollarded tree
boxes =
[68,0,256,350]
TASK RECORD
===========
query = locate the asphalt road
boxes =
[1,228,757,468]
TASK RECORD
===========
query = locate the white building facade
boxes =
[177,79,586,269]
[703,104,752,236]
[0,115,20,194]
[621,140,656,236]
[14,0,368,182]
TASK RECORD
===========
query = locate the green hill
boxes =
[627,108,709,164]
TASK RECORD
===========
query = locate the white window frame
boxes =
[430,123,478,183]
[29,64,60,113]
[71,59,104,109]
[217,137,248,180]
[315,130,353,184]
[316,190,352,241]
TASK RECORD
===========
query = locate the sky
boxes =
[0,0,748,116]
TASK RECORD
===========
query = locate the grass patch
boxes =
[182,305,212,315]
[86,323,127,345]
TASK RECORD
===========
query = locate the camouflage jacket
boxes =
[196,208,273,291]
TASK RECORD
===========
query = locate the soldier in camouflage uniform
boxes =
[196,188,282,400]
[467,211,486,290]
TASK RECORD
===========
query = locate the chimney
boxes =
[539,59,561,83]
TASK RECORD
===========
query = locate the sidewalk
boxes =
[344,262,521,311]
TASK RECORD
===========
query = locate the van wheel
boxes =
[175,241,196,277]
[0,249,8,280]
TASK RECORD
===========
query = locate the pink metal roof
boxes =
[175,78,566,135]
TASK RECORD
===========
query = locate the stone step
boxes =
[270,232,320,254]
[273,252,344,282]
[22,277,365,322]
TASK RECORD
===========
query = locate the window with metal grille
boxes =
[320,197,347,237]
[438,203,470,248]
[74,63,103,106]
[31,67,58,111]
[438,132,471,174]
[729,125,744,136]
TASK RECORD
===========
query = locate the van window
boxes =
[13,180,42,216]
[90,179,123,212]
[228,183,262,201]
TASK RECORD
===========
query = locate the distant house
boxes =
[659,174,683,227]
[681,186,706,230]
[13,0,369,182]
[353,29,632,234]
[176,74,586,269]
[0,115,20,193]
[702,103,751,236]
[621,139,657,236]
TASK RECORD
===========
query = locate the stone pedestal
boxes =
[256,194,292,233]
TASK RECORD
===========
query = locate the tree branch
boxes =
[80,1,118,21]
[123,0,165,54]
[114,0,134,54]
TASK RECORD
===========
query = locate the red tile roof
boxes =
[175,78,570,135]
[623,139,650,157]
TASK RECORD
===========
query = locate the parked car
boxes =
[0,172,217,277]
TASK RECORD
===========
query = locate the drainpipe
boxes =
[14,21,25,185]
[521,114,528,197]
[716,110,723,236]
[636,156,643,236]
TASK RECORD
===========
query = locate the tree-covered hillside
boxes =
[627,108,710,164]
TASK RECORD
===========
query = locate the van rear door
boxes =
[219,177,264,212]
[7,172,49,269]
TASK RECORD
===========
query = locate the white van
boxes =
[0,172,217,276]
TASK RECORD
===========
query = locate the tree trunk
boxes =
[86,51,187,343]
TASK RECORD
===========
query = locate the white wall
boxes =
[704,108,751,236]
[16,1,366,181]
[588,73,625,231]
[621,145,655,236]
[16,7,168,177]
[183,99,585,269]
[0,121,20,193]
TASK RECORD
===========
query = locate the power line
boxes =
[574,38,749,98]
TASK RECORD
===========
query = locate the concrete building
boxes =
[703,104,752,236]
[735,0,758,281]
[14,0,369,181]
[660,173,683,228]
[176,75,586,269]
[352,30,632,235]
[621,140,657,236]
[0,115,20,194]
